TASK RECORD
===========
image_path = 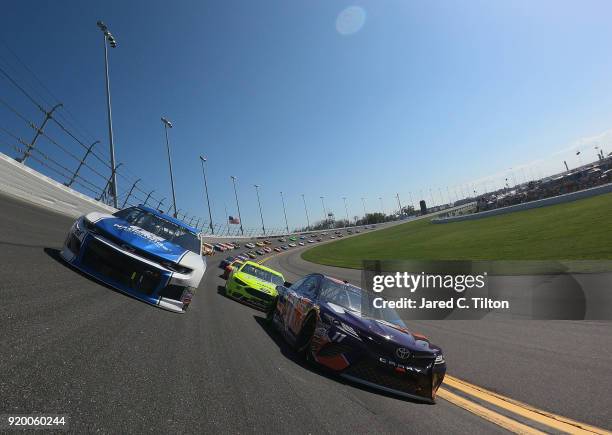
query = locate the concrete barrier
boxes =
[432,182,612,224]
[0,151,489,238]
[0,152,116,218]
[0,152,405,239]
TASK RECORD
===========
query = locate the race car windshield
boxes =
[240,264,284,286]
[113,207,200,253]
[319,279,406,327]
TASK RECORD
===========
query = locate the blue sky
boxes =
[2,0,612,231]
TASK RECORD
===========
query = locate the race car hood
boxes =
[88,214,188,263]
[323,302,438,355]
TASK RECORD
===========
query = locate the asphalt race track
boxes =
[1,192,611,433]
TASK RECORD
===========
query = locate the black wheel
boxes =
[295,314,316,356]
[265,297,278,322]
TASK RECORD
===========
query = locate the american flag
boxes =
[228,216,240,224]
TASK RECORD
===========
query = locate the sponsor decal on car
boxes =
[112,223,171,251]
[378,357,425,373]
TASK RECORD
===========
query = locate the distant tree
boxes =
[356,212,387,226]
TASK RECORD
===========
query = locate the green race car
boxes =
[288,236,297,241]
[225,261,285,311]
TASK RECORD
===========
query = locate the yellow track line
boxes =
[436,388,545,435]
[443,376,611,435]
[258,256,272,265]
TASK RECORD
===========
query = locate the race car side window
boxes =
[295,275,320,300]
[289,277,307,291]
[113,207,142,224]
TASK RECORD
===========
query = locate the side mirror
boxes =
[284,281,292,288]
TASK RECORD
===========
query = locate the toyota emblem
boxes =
[396,347,411,359]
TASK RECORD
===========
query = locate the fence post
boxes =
[121,179,141,208]
[143,190,155,206]
[18,103,63,164]
[65,140,100,187]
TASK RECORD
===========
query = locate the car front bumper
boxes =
[61,227,195,313]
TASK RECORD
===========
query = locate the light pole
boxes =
[97,21,119,208]
[230,176,244,235]
[361,197,367,216]
[280,191,289,234]
[161,117,178,217]
[379,197,384,215]
[199,156,214,234]
[97,162,122,202]
[320,196,327,226]
[301,194,310,229]
[254,184,266,235]
[396,193,402,215]
[508,168,517,187]
[342,197,350,224]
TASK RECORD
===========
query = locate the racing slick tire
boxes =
[265,297,278,322]
[295,313,316,356]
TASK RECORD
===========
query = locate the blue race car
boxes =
[271,274,446,402]
[61,205,205,313]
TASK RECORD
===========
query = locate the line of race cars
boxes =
[203,229,365,258]
[61,206,445,402]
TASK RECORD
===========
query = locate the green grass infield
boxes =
[301,193,612,269]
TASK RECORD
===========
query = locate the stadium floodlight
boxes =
[161,117,173,128]
[301,194,310,229]
[161,117,177,217]
[199,156,214,234]
[254,184,266,235]
[280,191,289,234]
[342,197,350,223]
[320,196,327,224]
[97,20,119,208]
